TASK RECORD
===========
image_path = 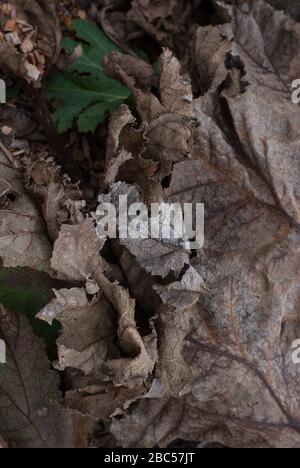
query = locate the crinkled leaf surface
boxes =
[99,0,300,449]
[0,149,52,272]
[0,306,77,448]
[3,0,300,450]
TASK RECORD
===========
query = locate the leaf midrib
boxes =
[49,86,126,101]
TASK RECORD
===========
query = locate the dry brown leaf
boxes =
[154,266,206,310]
[104,49,195,177]
[106,149,133,187]
[112,245,162,317]
[110,392,300,448]
[155,304,196,397]
[0,305,88,448]
[38,287,116,378]
[37,285,156,421]
[103,52,157,91]
[261,0,300,20]
[0,148,52,271]
[50,219,157,388]
[51,219,104,282]
[99,1,300,448]
[105,105,159,201]
[222,0,300,223]
[106,182,190,278]
[93,270,158,388]
[194,24,231,93]
[62,381,147,422]
[25,155,85,241]
[119,229,190,279]
[128,0,202,47]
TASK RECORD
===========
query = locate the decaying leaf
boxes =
[104,48,195,178]
[48,219,157,388]
[223,0,300,223]
[104,105,160,204]
[25,154,85,241]
[95,271,157,388]
[38,287,116,378]
[103,0,300,449]
[263,0,300,20]
[0,305,87,448]
[3,0,300,450]
[194,24,231,93]
[50,219,104,282]
[154,266,206,309]
[104,181,190,278]
[127,0,202,47]
[0,148,52,271]
[62,381,148,422]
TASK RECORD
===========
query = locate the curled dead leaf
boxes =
[0,305,87,448]
[49,219,157,389]
[0,148,52,271]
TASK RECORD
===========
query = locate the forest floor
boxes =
[1,0,300,449]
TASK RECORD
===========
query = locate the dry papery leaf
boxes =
[3,0,300,450]
[105,105,159,199]
[96,0,300,448]
[0,0,61,85]
[39,219,157,390]
[102,181,191,278]
[229,0,300,21]
[127,0,202,47]
[0,147,52,271]
[0,305,92,448]
[37,287,116,378]
[24,154,85,241]
[103,48,195,180]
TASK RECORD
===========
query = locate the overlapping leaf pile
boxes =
[1,0,300,448]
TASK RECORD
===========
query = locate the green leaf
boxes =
[0,268,61,358]
[78,102,108,132]
[46,20,130,133]
[6,84,21,101]
[73,19,120,58]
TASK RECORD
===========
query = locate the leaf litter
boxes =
[0,0,300,449]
